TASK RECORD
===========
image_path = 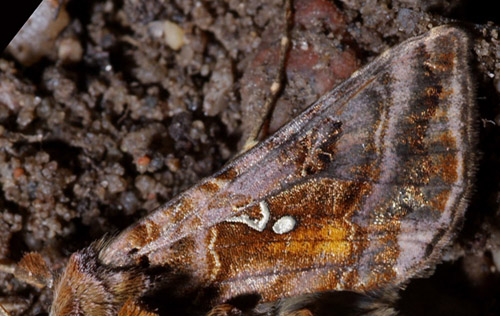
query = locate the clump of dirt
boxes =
[1,0,500,315]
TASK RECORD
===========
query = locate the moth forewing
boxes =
[0,24,475,316]
[88,24,477,309]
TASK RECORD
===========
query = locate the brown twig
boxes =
[242,0,293,152]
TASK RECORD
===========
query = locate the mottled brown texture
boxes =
[240,0,360,142]
[13,253,52,289]
[206,304,242,316]
[72,25,475,312]
[3,0,500,315]
[118,299,159,316]
[50,244,152,316]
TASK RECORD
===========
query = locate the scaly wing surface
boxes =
[99,26,476,302]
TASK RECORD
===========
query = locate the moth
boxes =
[0,25,476,316]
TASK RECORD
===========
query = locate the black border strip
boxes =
[0,1,42,53]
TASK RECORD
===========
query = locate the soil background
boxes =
[1,0,500,315]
